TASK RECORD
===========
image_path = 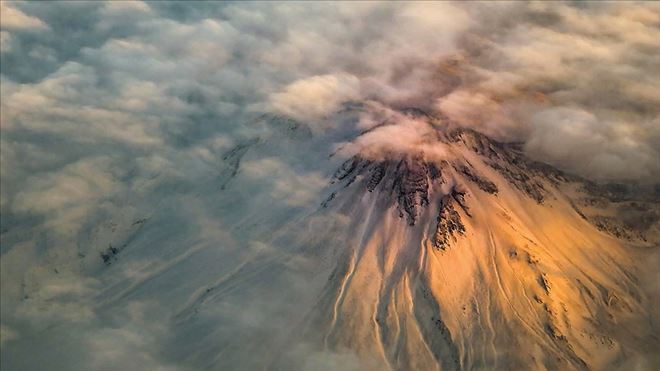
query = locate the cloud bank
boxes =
[440,2,660,181]
[2,1,658,184]
[1,1,659,369]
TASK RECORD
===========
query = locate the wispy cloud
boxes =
[1,2,658,369]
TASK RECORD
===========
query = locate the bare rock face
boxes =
[219,138,259,190]
[328,155,445,226]
[571,182,660,242]
[366,163,386,192]
[433,189,468,250]
[332,157,360,182]
[448,128,553,203]
[392,157,432,225]
[324,119,659,249]
[454,164,498,195]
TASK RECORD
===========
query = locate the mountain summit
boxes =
[288,110,659,370]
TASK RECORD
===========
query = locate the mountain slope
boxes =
[289,119,659,370]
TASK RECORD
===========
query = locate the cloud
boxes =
[12,156,124,236]
[339,102,449,162]
[524,107,660,181]
[269,74,359,122]
[435,89,521,140]
[0,2,659,370]
[430,1,660,181]
[101,0,151,14]
[241,157,327,206]
[0,2,48,30]
[0,325,17,346]
[0,31,12,52]
[84,301,187,371]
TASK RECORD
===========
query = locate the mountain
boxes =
[1,108,658,371]
[301,118,659,370]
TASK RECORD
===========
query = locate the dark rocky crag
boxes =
[323,117,659,247]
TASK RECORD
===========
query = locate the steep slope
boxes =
[293,121,660,370]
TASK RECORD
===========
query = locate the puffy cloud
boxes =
[0,2,48,30]
[525,107,660,181]
[432,1,660,181]
[0,31,12,52]
[241,157,327,206]
[339,102,450,162]
[0,2,49,55]
[101,0,151,14]
[0,325,17,346]
[12,156,124,236]
[269,74,359,122]
[435,89,522,140]
[1,2,659,370]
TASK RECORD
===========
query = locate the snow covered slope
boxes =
[304,122,659,370]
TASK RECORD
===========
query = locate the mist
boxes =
[1,1,659,370]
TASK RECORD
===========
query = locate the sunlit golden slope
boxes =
[297,126,659,371]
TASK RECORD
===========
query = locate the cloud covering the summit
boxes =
[2,1,658,185]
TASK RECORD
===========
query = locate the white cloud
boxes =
[0,2,48,30]
[12,156,124,236]
[341,103,449,162]
[102,0,150,14]
[525,107,660,180]
[269,74,360,122]
[436,89,521,141]
[0,2,659,369]
[242,157,327,206]
[432,2,660,181]
[0,324,17,346]
[0,30,12,52]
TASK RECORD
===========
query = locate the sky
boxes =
[1,1,659,369]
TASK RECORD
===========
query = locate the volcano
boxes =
[263,110,658,371]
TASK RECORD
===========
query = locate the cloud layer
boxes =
[3,2,658,183]
[439,2,660,181]
[1,1,659,369]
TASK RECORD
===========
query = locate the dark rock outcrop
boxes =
[367,163,387,192]
[433,189,467,251]
[455,164,498,195]
[219,138,259,190]
[393,158,432,225]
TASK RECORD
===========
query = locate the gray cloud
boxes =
[1,1,659,369]
[437,2,660,181]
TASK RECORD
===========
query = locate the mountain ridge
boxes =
[289,110,660,370]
